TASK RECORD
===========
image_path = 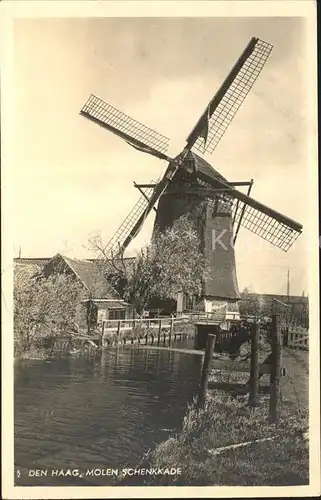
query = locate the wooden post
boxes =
[248,322,260,407]
[169,315,174,343]
[269,313,282,423]
[163,332,166,344]
[157,319,162,345]
[198,334,216,407]
[101,321,105,348]
[145,333,148,344]
[116,320,121,345]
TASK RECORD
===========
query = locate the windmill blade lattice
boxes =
[81,94,170,156]
[104,181,158,259]
[231,199,301,252]
[193,38,273,155]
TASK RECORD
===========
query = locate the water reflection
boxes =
[15,340,202,486]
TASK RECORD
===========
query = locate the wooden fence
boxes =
[198,313,284,423]
[100,316,193,347]
[286,328,309,350]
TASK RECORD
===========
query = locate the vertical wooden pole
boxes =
[116,320,121,345]
[198,334,216,407]
[157,319,162,345]
[100,321,105,348]
[248,322,260,407]
[169,315,174,344]
[269,313,281,423]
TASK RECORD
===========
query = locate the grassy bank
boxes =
[117,389,308,486]
[14,334,100,360]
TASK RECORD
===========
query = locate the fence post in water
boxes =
[248,322,260,407]
[157,320,162,345]
[269,313,282,424]
[145,333,148,344]
[169,315,174,343]
[116,320,121,345]
[198,334,216,407]
[100,321,105,348]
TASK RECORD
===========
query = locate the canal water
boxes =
[14,340,203,486]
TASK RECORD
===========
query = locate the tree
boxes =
[89,215,210,316]
[14,265,83,353]
[239,290,267,319]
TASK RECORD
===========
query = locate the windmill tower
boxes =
[80,37,303,316]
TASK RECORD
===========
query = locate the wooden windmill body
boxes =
[153,152,241,315]
[80,37,303,318]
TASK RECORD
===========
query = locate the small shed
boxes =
[41,254,131,330]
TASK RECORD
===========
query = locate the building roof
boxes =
[241,292,309,305]
[14,255,135,300]
[42,254,121,300]
[14,257,51,267]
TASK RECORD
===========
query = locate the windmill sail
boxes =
[103,157,181,258]
[198,170,302,251]
[231,199,301,252]
[104,182,157,259]
[80,94,171,161]
[186,37,273,155]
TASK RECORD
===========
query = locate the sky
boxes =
[11,16,312,295]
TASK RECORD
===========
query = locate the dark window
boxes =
[183,294,196,311]
[108,309,126,320]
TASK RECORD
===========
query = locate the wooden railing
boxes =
[175,311,240,323]
[99,315,194,348]
[101,315,187,332]
[286,328,309,350]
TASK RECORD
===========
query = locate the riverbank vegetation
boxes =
[14,266,84,358]
[117,337,308,486]
[118,390,308,486]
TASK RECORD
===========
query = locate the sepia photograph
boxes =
[1,1,319,498]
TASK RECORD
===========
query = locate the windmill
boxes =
[80,37,303,316]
